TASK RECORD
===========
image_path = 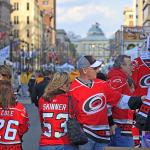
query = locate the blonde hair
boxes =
[0,65,12,80]
[0,80,16,109]
[43,72,69,101]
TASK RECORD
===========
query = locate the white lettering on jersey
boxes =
[43,104,67,111]
[0,110,14,116]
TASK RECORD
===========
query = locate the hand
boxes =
[141,95,146,101]
[110,124,117,135]
[135,99,150,130]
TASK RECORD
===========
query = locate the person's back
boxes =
[0,80,29,150]
[28,74,35,97]
[38,72,78,150]
[39,93,70,145]
[31,72,49,106]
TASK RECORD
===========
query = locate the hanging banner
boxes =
[123,26,150,41]
[0,46,10,60]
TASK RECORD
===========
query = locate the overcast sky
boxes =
[56,0,133,38]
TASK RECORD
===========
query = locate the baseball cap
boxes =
[77,55,102,70]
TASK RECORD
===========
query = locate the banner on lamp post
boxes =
[0,46,10,63]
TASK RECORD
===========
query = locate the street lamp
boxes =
[9,33,14,62]
[31,43,34,70]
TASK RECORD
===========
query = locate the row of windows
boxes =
[14,0,49,10]
[14,2,30,11]
[13,29,30,38]
[13,16,30,24]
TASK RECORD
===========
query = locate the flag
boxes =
[0,32,7,40]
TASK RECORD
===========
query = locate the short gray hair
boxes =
[113,55,131,68]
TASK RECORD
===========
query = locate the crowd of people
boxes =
[0,50,149,150]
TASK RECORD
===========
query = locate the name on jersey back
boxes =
[43,103,67,111]
[0,110,14,116]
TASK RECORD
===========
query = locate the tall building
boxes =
[0,0,12,48]
[38,0,56,50]
[0,0,11,32]
[133,0,144,26]
[123,7,135,27]
[143,0,150,26]
[10,0,43,70]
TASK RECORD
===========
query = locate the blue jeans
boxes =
[79,138,109,150]
[109,127,134,147]
[39,144,79,150]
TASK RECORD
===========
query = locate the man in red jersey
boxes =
[107,55,138,147]
[0,80,29,150]
[70,55,148,150]
[132,36,150,147]
[38,72,78,150]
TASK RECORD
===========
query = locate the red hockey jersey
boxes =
[38,93,71,146]
[0,102,29,149]
[107,68,134,136]
[132,57,150,96]
[70,78,122,143]
[132,56,150,146]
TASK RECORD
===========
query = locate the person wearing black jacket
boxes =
[31,71,50,107]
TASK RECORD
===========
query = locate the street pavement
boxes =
[17,96,41,150]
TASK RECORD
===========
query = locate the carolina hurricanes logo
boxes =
[82,93,106,115]
[140,74,150,88]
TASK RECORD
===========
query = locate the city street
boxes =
[17,96,41,150]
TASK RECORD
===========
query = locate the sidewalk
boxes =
[17,96,32,104]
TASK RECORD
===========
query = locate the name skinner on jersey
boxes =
[43,103,67,111]
[83,93,106,115]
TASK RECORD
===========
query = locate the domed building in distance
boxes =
[75,23,110,61]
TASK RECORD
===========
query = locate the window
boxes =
[43,0,49,5]
[129,15,133,19]
[17,16,19,24]
[27,16,30,24]
[14,30,19,38]
[27,3,29,10]
[27,29,30,38]
[14,16,19,24]
[14,16,16,24]
[129,21,133,27]
[14,2,19,10]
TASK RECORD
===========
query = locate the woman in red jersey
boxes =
[0,80,29,150]
[38,72,78,150]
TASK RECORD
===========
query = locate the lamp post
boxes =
[31,43,34,70]
[9,33,14,62]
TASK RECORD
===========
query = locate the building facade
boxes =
[123,7,135,27]
[0,0,12,49]
[74,23,110,61]
[10,0,43,70]
[143,0,150,26]
[133,0,144,26]
[38,0,56,57]
[0,0,11,32]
